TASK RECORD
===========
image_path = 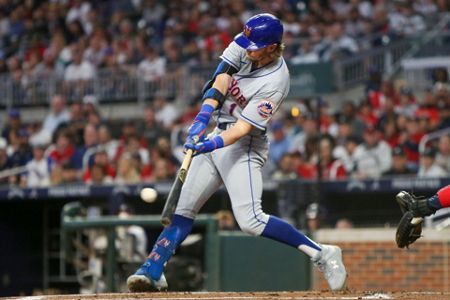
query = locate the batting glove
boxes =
[187,103,214,143]
[184,135,224,155]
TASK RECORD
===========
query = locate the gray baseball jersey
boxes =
[175,41,290,234]
[217,41,290,131]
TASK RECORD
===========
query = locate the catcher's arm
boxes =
[395,211,423,248]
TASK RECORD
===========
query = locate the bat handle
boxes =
[181,149,194,170]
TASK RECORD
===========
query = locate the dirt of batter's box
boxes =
[3,291,450,300]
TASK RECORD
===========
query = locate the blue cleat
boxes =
[127,261,168,292]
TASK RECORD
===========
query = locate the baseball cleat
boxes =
[396,191,434,217]
[313,244,347,291]
[127,262,168,292]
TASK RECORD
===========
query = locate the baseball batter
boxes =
[127,13,347,292]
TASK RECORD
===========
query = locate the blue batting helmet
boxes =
[234,13,283,51]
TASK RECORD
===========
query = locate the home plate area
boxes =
[7,291,450,300]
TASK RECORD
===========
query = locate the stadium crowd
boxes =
[1,0,450,188]
[2,72,450,187]
[0,0,446,79]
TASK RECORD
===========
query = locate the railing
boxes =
[333,39,414,89]
[0,64,216,107]
[2,31,449,107]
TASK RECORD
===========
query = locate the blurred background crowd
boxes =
[1,0,450,188]
[0,0,446,76]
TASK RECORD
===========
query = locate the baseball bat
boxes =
[161,149,194,226]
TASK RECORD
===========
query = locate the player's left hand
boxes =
[184,135,224,155]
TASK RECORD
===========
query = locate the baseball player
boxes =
[395,186,450,248]
[127,13,347,292]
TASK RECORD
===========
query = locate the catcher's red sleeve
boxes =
[437,185,450,208]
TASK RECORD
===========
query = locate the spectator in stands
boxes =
[335,218,354,229]
[8,128,32,169]
[381,118,401,148]
[83,149,115,184]
[64,43,96,98]
[435,135,450,172]
[150,136,179,171]
[399,116,425,170]
[83,31,109,67]
[414,0,438,16]
[290,40,319,64]
[60,161,80,184]
[122,134,150,166]
[76,123,99,171]
[140,105,169,147]
[319,135,346,180]
[320,22,359,61]
[269,121,291,165]
[289,112,318,154]
[98,124,119,162]
[150,158,173,182]
[418,148,447,178]
[271,153,298,180]
[86,163,113,185]
[68,101,85,146]
[352,126,392,178]
[395,87,418,118]
[153,95,179,131]
[438,104,450,130]
[115,153,141,184]
[357,101,378,128]
[389,1,426,37]
[137,47,166,83]
[41,94,71,138]
[0,138,11,186]
[383,146,415,177]
[1,109,24,144]
[22,142,50,187]
[48,129,76,170]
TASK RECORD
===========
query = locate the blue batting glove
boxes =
[187,104,215,143]
[184,135,224,155]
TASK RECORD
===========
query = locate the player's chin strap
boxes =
[144,214,193,281]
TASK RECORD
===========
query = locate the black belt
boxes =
[217,122,266,135]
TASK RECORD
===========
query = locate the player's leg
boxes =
[396,185,450,217]
[127,154,223,292]
[215,138,346,291]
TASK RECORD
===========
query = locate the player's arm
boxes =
[219,119,253,145]
[186,61,237,144]
[185,119,253,154]
[202,73,232,109]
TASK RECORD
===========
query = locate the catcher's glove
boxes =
[395,211,423,248]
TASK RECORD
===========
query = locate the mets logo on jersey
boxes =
[244,25,252,37]
[257,100,274,118]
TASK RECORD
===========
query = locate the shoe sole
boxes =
[127,275,160,292]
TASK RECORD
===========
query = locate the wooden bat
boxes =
[161,149,194,226]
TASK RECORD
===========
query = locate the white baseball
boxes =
[140,188,158,203]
